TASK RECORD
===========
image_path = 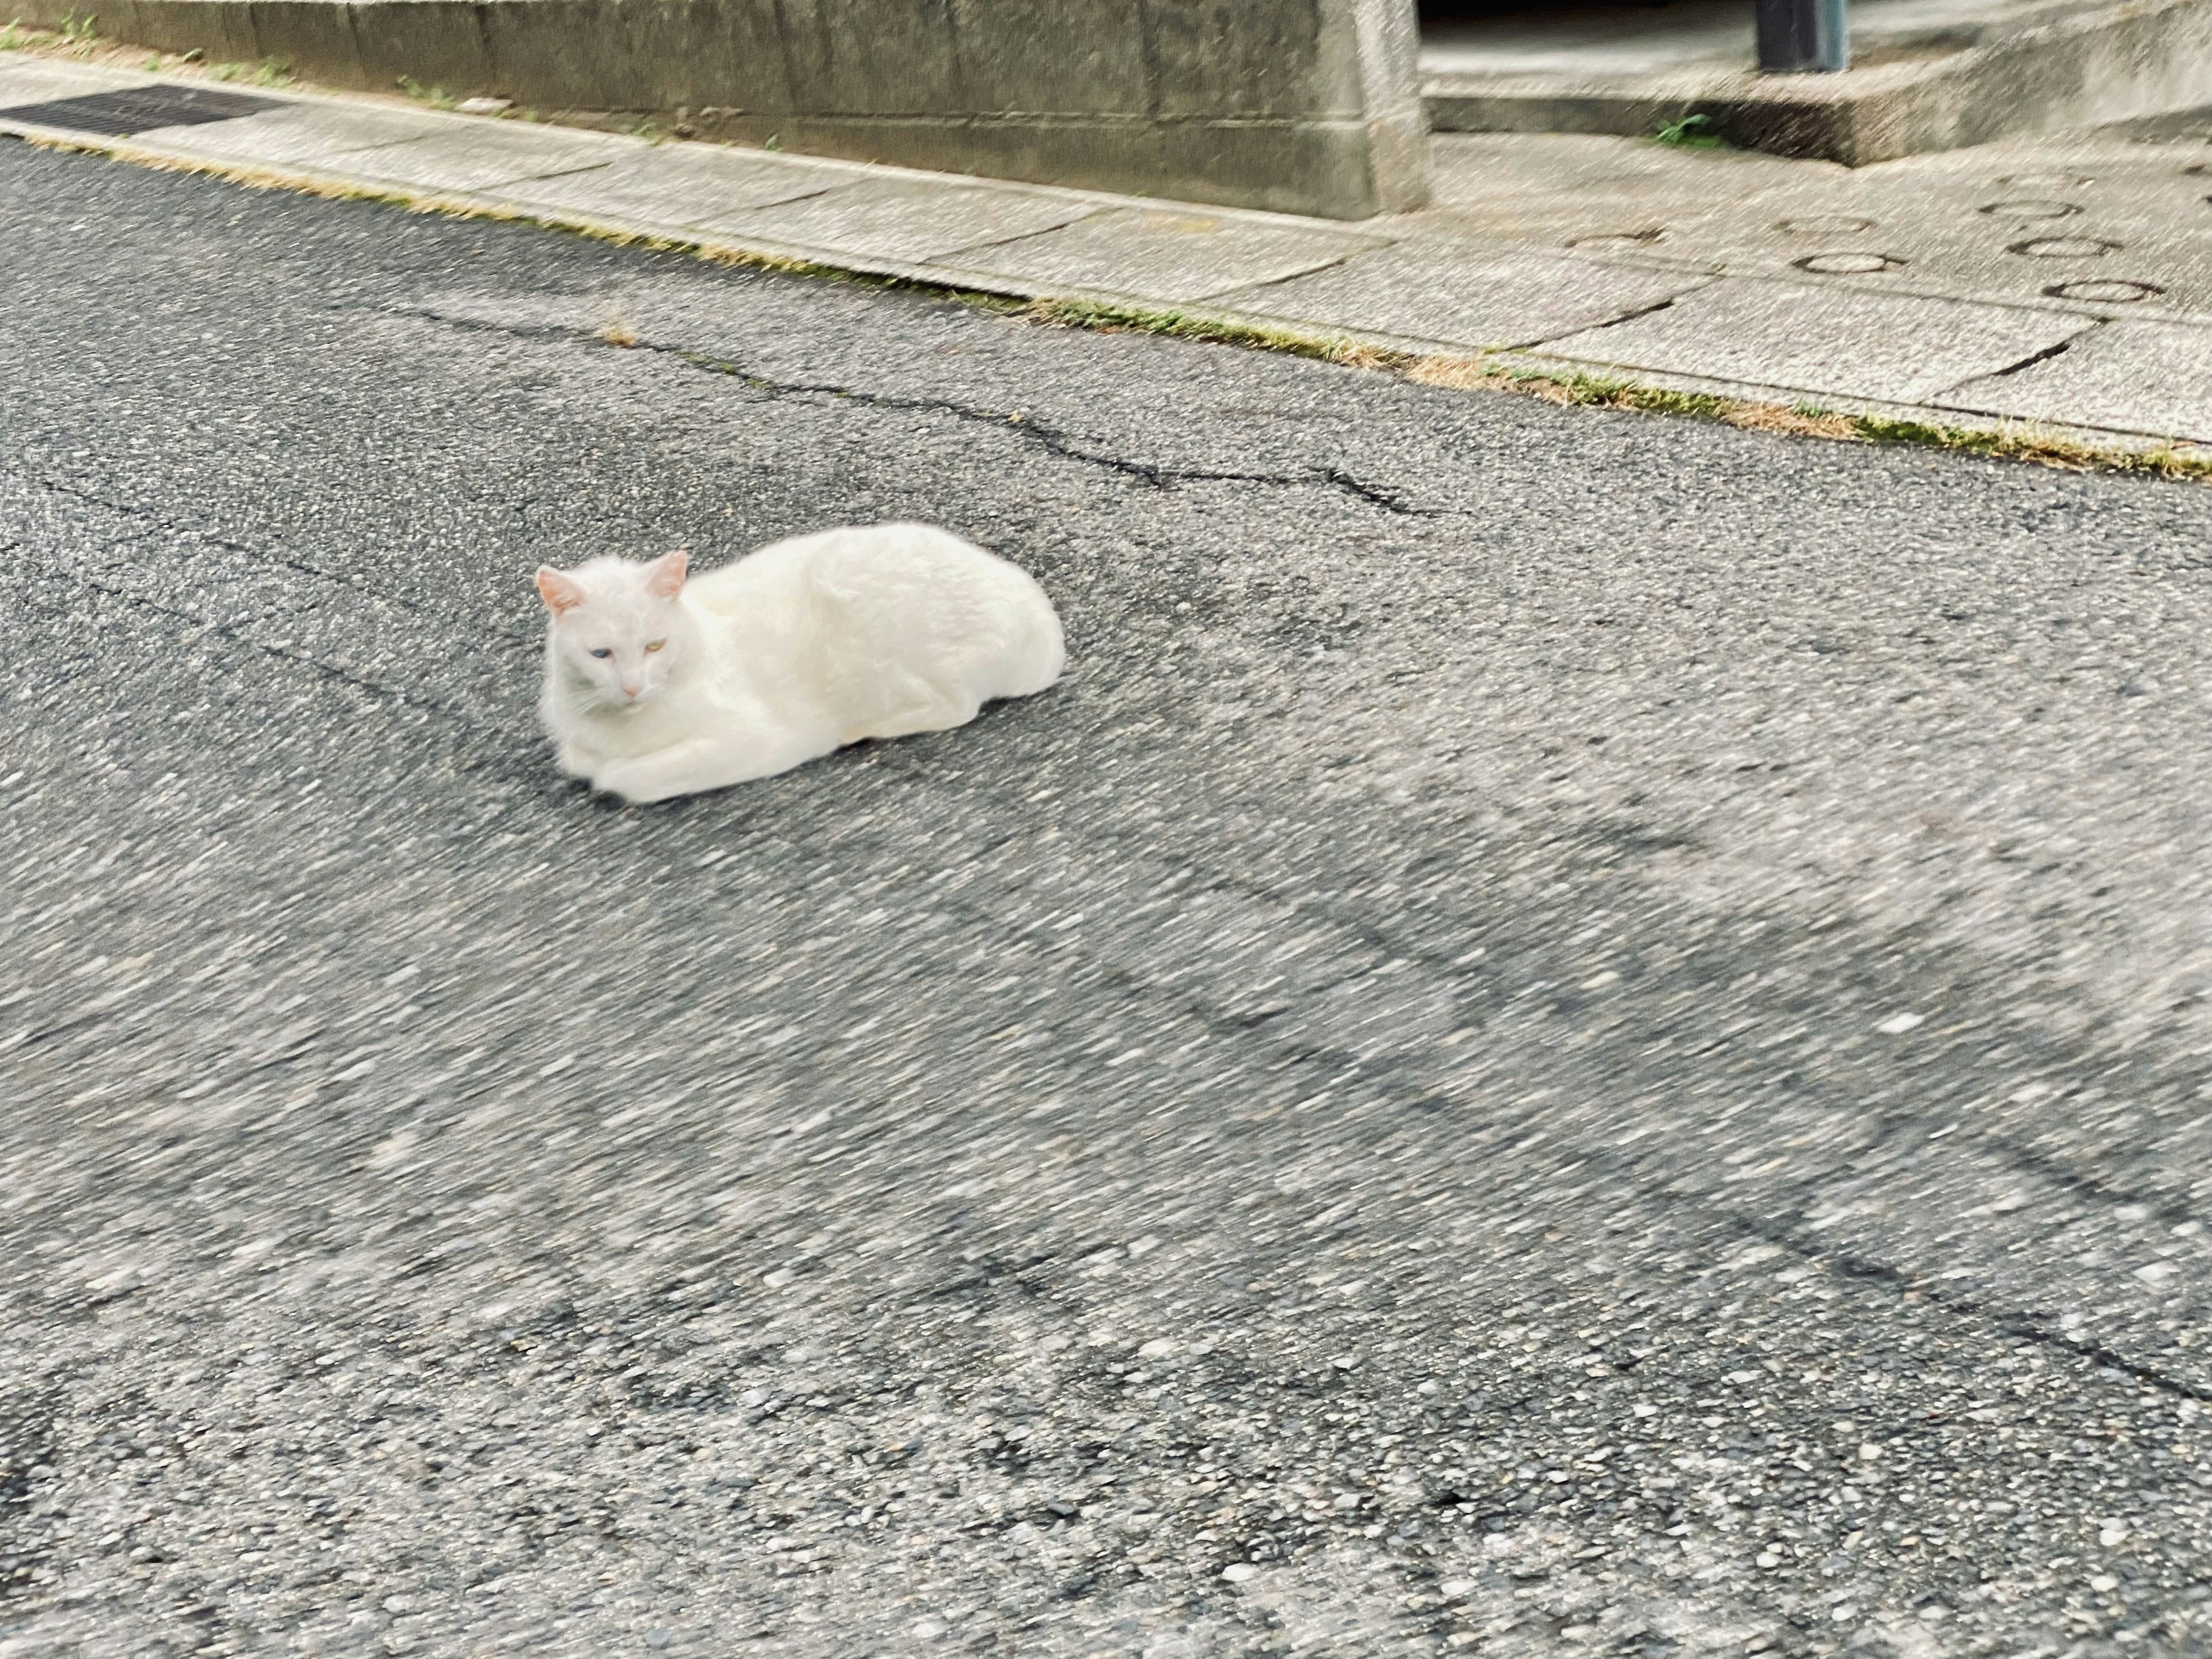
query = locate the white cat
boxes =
[533,522,1064,804]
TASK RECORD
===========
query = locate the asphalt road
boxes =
[6,138,2212,1659]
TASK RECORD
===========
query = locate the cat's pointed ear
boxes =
[535,566,586,615]
[645,547,689,600]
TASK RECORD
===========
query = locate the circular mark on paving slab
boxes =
[1775,214,1876,234]
[1997,172,2092,190]
[1794,251,1904,274]
[1979,199,2081,220]
[1566,229,1666,250]
[2009,236,2120,257]
[2044,279,2163,303]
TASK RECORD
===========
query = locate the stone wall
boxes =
[22,0,1430,216]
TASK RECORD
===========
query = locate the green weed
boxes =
[1653,112,1724,150]
[396,75,454,108]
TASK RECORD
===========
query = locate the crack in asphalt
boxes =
[10,549,514,744]
[1,463,531,643]
[1721,1205,2212,1405]
[387,306,1440,519]
[906,852,2212,1406]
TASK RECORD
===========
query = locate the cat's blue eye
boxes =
[589,647,613,659]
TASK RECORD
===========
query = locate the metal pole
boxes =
[1755,0,1850,73]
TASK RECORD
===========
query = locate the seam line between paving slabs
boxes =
[1916,317,2106,409]
[1953,324,2103,388]
[1527,277,2145,408]
[1474,341,2134,447]
[5,64,2206,461]
[923,207,1120,268]
[1153,244,1395,308]
[1511,285,1721,352]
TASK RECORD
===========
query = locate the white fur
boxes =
[534,523,1064,804]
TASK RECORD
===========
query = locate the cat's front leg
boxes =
[591,740,722,805]
[593,732,832,804]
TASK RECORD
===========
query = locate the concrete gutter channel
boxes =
[3,41,2211,459]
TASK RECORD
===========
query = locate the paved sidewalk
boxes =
[5,47,2211,450]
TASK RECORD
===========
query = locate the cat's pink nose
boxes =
[621,684,642,699]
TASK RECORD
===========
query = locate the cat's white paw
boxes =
[591,760,684,805]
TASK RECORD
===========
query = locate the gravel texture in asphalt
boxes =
[5,141,2212,1659]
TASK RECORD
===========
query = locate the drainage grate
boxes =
[0,83,286,137]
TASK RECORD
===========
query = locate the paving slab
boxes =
[1418,131,2212,317]
[334,121,631,195]
[1537,278,2098,405]
[944,205,1380,302]
[704,177,1099,264]
[1221,241,1714,351]
[1645,146,2212,322]
[126,99,450,167]
[495,142,839,224]
[1939,317,2212,440]
[0,53,146,105]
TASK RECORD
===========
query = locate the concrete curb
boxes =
[1428,0,2212,164]
[4,46,2208,474]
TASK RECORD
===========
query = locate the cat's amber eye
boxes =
[645,639,666,653]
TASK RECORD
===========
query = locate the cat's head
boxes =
[535,548,694,711]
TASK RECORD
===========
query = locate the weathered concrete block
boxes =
[946,0,1150,115]
[20,0,263,65]
[1152,0,1331,120]
[351,0,492,96]
[772,0,965,118]
[245,3,372,89]
[479,0,793,115]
